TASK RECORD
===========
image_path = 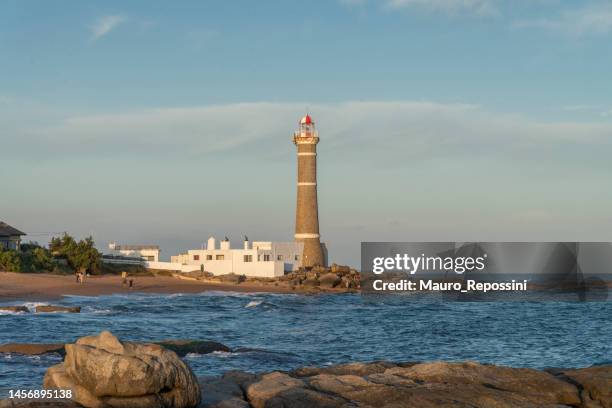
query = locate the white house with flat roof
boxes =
[108,242,160,262]
[169,236,304,278]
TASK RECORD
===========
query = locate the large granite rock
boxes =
[43,331,200,408]
[555,365,612,408]
[199,361,612,408]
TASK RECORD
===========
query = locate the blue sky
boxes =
[1,0,612,266]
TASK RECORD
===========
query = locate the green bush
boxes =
[0,249,24,272]
[49,234,101,274]
[0,243,57,273]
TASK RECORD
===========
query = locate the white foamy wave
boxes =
[245,300,263,308]
[210,351,238,358]
[22,302,49,312]
[88,308,112,315]
[0,310,25,315]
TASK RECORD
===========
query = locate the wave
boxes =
[245,300,263,308]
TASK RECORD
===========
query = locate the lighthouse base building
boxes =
[168,237,305,278]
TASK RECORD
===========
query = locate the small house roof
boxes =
[0,222,26,237]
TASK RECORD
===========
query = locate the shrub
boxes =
[49,234,101,274]
[0,249,24,272]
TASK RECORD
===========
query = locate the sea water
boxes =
[0,292,610,391]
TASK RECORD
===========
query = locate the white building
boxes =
[169,236,303,278]
[108,242,160,262]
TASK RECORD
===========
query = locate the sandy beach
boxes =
[0,272,298,301]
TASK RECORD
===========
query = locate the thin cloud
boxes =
[339,0,367,6]
[515,3,612,36]
[385,0,499,16]
[90,15,127,41]
[7,101,612,161]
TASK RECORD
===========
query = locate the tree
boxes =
[49,233,102,274]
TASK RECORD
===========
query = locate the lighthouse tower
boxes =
[293,114,325,267]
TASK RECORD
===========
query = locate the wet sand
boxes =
[0,272,297,301]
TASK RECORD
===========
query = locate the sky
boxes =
[1,0,612,266]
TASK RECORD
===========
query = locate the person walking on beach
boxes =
[128,278,134,289]
[121,271,128,287]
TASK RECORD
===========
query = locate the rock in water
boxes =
[43,331,200,408]
[0,306,29,313]
[0,343,65,356]
[155,340,231,357]
[35,305,81,313]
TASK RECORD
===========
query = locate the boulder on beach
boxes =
[0,343,65,356]
[44,331,200,408]
[198,360,612,408]
[35,305,81,313]
[318,273,341,288]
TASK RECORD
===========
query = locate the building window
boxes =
[193,255,200,261]
[244,255,253,262]
[294,255,300,261]
[216,254,224,260]
[206,255,213,260]
[277,255,283,261]
[263,254,271,262]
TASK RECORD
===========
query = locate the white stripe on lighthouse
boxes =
[297,182,316,186]
[297,152,317,156]
[294,233,320,239]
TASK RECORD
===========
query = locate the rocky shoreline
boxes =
[175,263,361,293]
[1,331,610,408]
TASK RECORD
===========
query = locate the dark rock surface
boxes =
[156,340,231,357]
[0,343,65,356]
[0,305,80,314]
[0,399,83,407]
[34,306,81,313]
[0,306,29,313]
[198,361,612,408]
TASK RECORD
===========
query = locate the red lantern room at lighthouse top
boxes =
[293,114,319,142]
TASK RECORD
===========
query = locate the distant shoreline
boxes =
[0,272,346,302]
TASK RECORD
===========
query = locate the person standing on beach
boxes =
[121,271,128,287]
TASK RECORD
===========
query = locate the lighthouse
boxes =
[293,114,325,267]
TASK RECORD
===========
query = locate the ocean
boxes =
[1,292,611,393]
